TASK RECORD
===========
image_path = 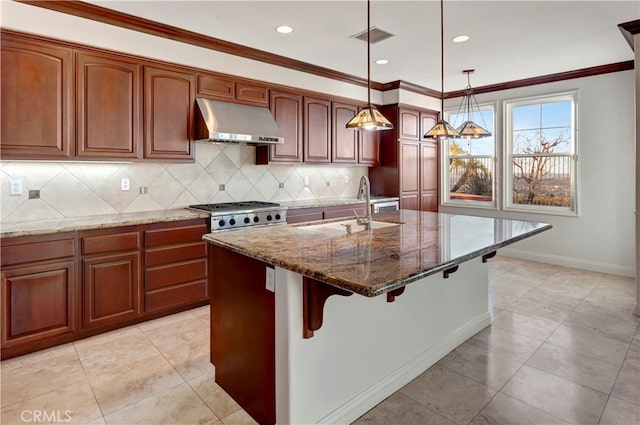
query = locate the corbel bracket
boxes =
[443,265,459,279]
[303,278,353,338]
[482,251,497,263]
[386,287,406,302]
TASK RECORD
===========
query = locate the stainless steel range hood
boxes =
[195,98,284,145]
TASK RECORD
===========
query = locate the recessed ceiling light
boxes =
[452,35,470,43]
[276,25,293,34]
[375,59,389,65]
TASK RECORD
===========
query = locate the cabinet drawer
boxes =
[81,231,140,256]
[1,236,76,267]
[145,259,207,290]
[144,223,208,247]
[145,242,207,267]
[145,280,208,313]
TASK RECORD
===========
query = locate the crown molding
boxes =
[619,19,640,51]
[445,61,635,99]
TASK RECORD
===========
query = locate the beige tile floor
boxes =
[1,256,638,425]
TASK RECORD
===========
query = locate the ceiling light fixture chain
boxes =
[424,0,460,140]
[452,69,492,139]
[345,0,393,131]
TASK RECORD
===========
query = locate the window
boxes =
[504,92,577,215]
[442,105,495,207]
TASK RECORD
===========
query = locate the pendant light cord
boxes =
[440,0,444,120]
[367,0,371,108]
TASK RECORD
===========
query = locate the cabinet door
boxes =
[399,108,420,140]
[359,127,380,166]
[400,141,420,211]
[196,74,235,100]
[144,66,195,160]
[332,102,359,163]
[236,82,268,107]
[267,91,303,163]
[420,111,438,141]
[420,141,439,212]
[76,52,142,159]
[1,35,74,160]
[304,97,331,163]
[1,261,76,347]
[82,252,140,328]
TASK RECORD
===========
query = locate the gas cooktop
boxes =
[189,201,287,231]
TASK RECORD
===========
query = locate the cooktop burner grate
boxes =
[189,201,280,213]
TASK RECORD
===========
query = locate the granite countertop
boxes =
[203,210,551,297]
[281,196,398,210]
[0,209,211,238]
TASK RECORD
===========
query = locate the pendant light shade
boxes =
[424,0,460,140]
[454,69,491,138]
[345,0,393,131]
[346,105,393,130]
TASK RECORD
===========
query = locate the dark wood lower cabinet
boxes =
[286,203,368,224]
[82,252,140,329]
[1,261,76,348]
[211,245,275,425]
[0,218,210,359]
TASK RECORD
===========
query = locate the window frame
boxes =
[503,91,578,217]
[441,102,497,210]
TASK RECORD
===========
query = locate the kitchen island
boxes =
[203,210,551,425]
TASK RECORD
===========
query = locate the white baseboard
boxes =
[317,312,492,425]
[499,247,635,277]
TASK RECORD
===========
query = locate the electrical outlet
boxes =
[344,175,349,184]
[9,179,22,196]
[303,176,309,186]
[265,267,275,292]
[121,178,130,191]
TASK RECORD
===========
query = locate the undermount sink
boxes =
[297,219,400,235]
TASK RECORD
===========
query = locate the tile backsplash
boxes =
[0,143,368,222]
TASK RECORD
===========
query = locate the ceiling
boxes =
[87,1,638,92]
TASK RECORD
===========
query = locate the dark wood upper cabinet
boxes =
[420,112,437,141]
[359,127,380,166]
[332,102,359,163]
[399,108,420,140]
[236,82,268,107]
[196,74,235,100]
[258,90,303,163]
[304,97,331,163]
[197,74,267,107]
[76,52,142,159]
[144,66,195,161]
[0,35,74,160]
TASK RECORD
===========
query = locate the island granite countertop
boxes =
[0,209,211,238]
[203,210,551,297]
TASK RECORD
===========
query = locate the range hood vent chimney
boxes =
[195,98,284,145]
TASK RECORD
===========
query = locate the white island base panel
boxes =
[274,257,491,425]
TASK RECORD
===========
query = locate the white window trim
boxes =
[502,91,579,217]
[441,103,497,210]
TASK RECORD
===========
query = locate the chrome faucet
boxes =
[355,175,372,230]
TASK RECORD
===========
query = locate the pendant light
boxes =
[454,69,491,138]
[345,0,393,131]
[424,0,460,140]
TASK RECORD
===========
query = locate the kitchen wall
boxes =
[0,144,367,222]
[441,70,636,276]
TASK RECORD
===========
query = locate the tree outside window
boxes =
[505,93,577,214]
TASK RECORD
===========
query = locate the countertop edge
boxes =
[1,209,211,238]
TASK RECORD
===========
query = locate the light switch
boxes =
[303,176,309,186]
[9,180,22,196]
[121,178,130,191]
